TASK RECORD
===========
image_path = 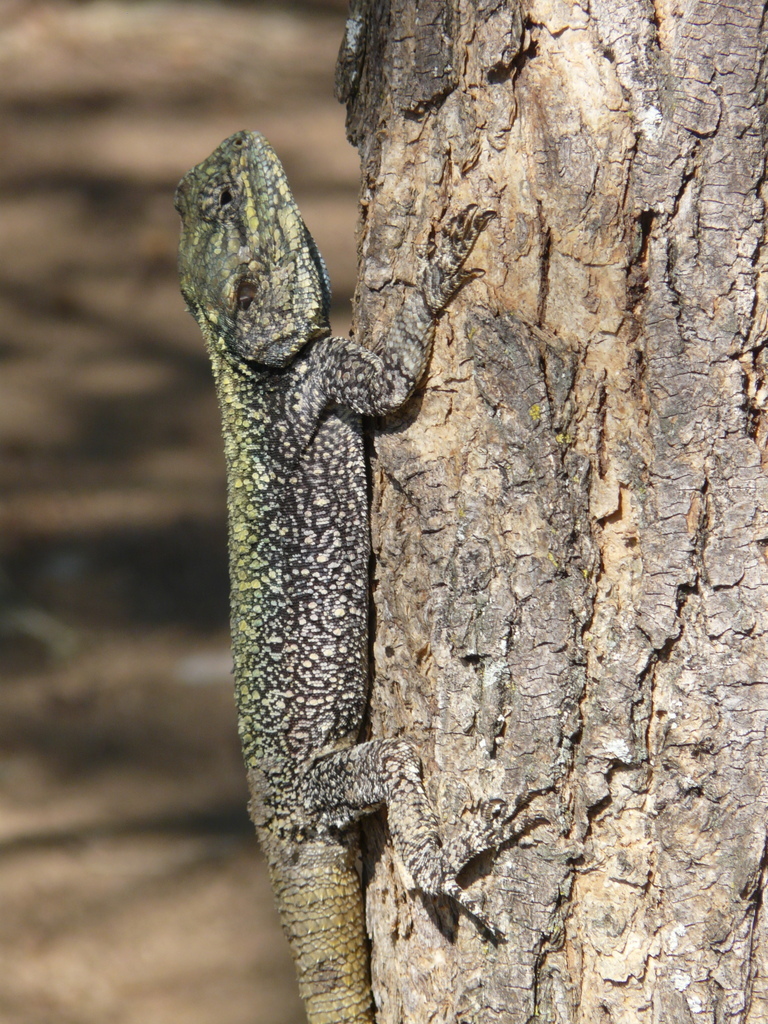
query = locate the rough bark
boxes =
[336,1,768,1022]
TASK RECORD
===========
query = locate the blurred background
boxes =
[0,2,358,1021]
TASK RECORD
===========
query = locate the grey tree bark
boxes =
[335,2,768,1022]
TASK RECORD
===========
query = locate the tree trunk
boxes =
[336,1,768,1022]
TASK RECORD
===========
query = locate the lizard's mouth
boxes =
[235,277,258,313]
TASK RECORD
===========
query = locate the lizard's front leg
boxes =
[297,206,495,426]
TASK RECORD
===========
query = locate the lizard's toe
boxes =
[441,877,505,941]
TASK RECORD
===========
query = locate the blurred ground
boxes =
[0,2,359,1021]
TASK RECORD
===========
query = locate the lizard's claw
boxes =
[442,797,510,878]
[448,205,496,258]
[420,205,496,315]
[442,876,505,942]
[405,835,505,940]
[437,797,508,941]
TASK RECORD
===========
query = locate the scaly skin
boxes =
[176,131,494,1024]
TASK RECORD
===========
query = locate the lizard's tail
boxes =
[265,837,375,1024]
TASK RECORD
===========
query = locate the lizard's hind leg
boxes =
[307,739,503,937]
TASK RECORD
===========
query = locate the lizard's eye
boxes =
[200,180,239,220]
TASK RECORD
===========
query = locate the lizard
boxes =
[175,130,495,1024]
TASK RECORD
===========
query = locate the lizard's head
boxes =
[175,130,331,367]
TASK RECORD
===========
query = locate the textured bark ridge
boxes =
[339,2,768,1022]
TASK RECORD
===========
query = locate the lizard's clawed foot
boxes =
[419,205,496,315]
[442,875,505,941]
[442,797,509,877]
[439,797,509,941]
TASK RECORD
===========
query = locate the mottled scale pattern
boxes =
[176,131,494,1024]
